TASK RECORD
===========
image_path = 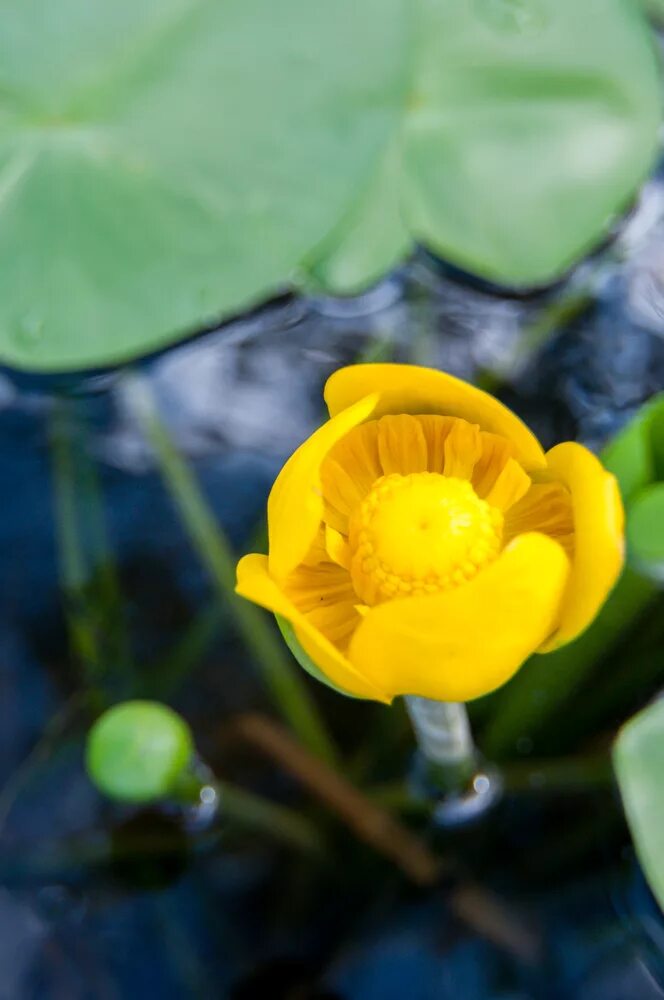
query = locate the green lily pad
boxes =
[0,0,410,370]
[406,0,661,286]
[307,0,661,293]
[614,697,664,910]
[1,0,659,366]
[302,135,411,294]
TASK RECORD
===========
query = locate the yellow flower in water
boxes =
[236,364,624,703]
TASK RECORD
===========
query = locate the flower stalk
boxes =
[405,697,476,785]
[405,695,502,826]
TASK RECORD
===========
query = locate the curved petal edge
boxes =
[348,533,570,702]
[236,553,390,702]
[324,364,546,470]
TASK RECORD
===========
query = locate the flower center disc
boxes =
[349,472,503,605]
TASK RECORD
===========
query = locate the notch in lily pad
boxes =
[86,701,195,804]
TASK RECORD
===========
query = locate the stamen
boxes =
[348,472,503,606]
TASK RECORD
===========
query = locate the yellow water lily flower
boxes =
[236,364,624,703]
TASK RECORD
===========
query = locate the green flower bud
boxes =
[86,701,194,804]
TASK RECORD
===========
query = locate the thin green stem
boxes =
[148,601,225,699]
[50,398,134,695]
[0,695,89,835]
[477,287,593,395]
[216,780,323,854]
[50,401,86,589]
[50,400,104,681]
[170,763,323,854]
[368,752,612,812]
[124,372,338,766]
[367,781,430,815]
[76,430,133,675]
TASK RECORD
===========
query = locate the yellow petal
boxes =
[326,421,383,497]
[348,534,569,702]
[236,554,389,701]
[320,421,383,534]
[504,482,574,556]
[320,414,436,533]
[540,442,625,650]
[443,419,482,479]
[472,432,515,497]
[325,364,545,470]
[268,393,379,581]
[285,553,361,647]
[377,414,429,475]
[483,458,531,511]
[416,414,456,472]
[320,459,366,533]
[325,524,351,570]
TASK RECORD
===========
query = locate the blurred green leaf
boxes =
[649,400,664,480]
[614,697,664,910]
[627,484,664,582]
[602,413,657,502]
[602,393,664,501]
[0,0,410,370]
[86,701,194,803]
[309,0,661,292]
[482,568,657,757]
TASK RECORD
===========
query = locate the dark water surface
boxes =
[1,173,664,998]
